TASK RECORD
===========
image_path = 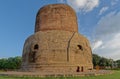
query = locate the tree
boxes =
[98,57,107,67]
[0,58,7,70]
[0,56,22,70]
[116,60,120,68]
[92,54,113,69]
[14,56,22,69]
[92,54,101,66]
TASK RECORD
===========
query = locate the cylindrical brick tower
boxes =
[21,4,93,73]
[35,4,78,32]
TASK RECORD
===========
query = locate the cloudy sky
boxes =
[0,0,120,60]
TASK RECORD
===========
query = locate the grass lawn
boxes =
[0,71,120,79]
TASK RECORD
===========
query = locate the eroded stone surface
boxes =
[22,4,93,72]
[35,4,78,32]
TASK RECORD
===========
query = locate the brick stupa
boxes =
[21,4,93,72]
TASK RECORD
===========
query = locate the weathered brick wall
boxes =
[22,4,93,72]
[22,31,93,72]
[35,4,78,32]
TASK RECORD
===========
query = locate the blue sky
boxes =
[0,0,120,60]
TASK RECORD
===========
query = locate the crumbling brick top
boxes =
[35,4,78,32]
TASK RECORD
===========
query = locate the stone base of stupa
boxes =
[0,70,113,77]
[22,30,93,72]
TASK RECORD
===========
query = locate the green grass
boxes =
[0,71,120,79]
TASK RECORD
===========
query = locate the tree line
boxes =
[0,56,21,70]
[93,54,120,69]
[0,54,120,70]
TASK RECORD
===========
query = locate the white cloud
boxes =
[95,12,120,37]
[67,0,99,12]
[93,11,120,60]
[93,33,120,60]
[92,40,103,51]
[99,6,109,15]
[103,33,120,49]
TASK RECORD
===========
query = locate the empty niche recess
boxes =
[34,44,39,50]
[77,45,83,51]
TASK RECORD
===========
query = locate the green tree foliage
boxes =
[92,54,113,68]
[116,60,120,68]
[99,57,108,66]
[0,56,22,70]
[0,58,7,70]
[92,54,101,66]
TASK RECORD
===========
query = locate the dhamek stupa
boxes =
[21,4,93,72]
